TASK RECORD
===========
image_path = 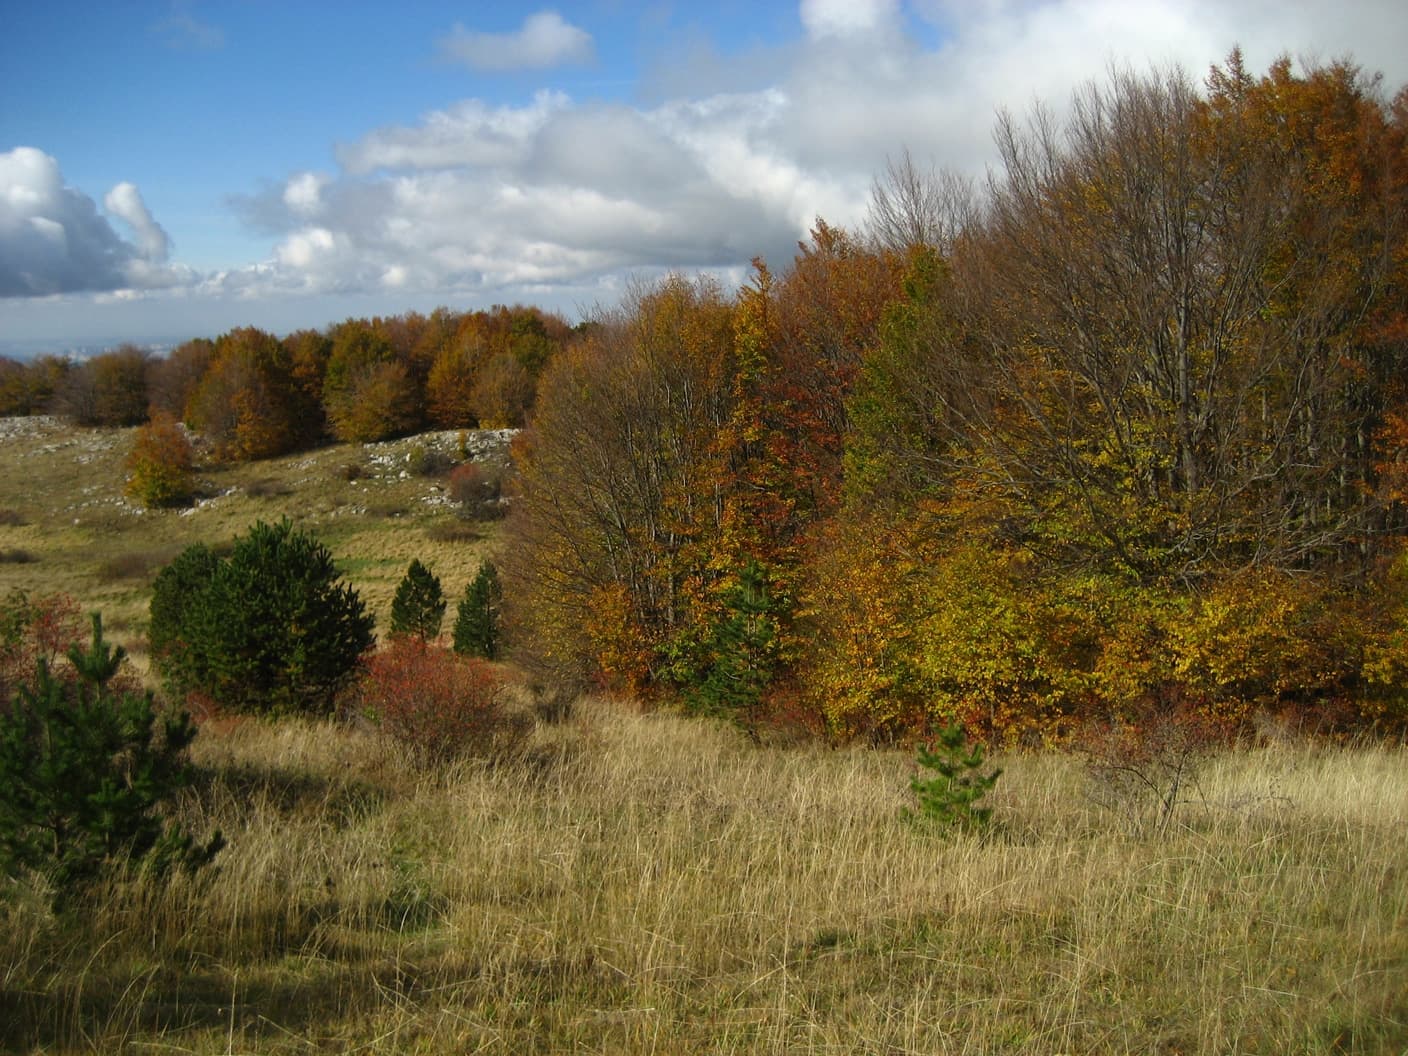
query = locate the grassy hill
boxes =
[0,416,511,668]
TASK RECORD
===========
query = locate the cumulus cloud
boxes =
[339,92,570,175]
[219,91,807,303]
[438,11,594,72]
[0,147,188,298]
[104,182,171,262]
[799,0,900,39]
[204,0,1408,311]
[282,172,329,216]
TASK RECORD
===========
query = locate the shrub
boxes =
[454,561,502,659]
[448,462,504,520]
[0,614,223,895]
[125,412,195,508]
[352,639,526,763]
[390,559,446,643]
[409,445,453,477]
[97,548,178,583]
[367,502,409,519]
[426,520,482,544]
[1077,706,1218,838]
[244,477,291,498]
[0,509,26,526]
[0,549,36,565]
[149,520,374,714]
[906,723,1002,832]
[1,590,84,701]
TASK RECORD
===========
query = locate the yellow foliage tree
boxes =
[124,412,195,508]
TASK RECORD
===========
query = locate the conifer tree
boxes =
[390,559,446,643]
[150,520,373,714]
[454,561,502,659]
[907,723,1002,831]
[684,559,779,719]
[0,614,223,894]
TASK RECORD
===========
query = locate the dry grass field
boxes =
[1,417,1406,1054]
[1,703,1405,1054]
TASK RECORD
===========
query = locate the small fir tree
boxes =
[0,614,223,895]
[390,559,446,643]
[454,561,502,659]
[907,723,1002,832]
[684,559,779,720]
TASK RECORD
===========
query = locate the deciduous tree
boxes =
[124,411,195,508]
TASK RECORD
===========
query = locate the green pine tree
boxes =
[907,723,1002,832]
[453,561,502,659]
[685,559,779,720]
[390,559,446,643]
[0,614,223,896]
[149,519,374,715]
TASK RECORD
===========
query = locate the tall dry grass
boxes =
[2,700,1405,1054]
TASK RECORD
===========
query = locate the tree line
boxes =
[0,304,578,453]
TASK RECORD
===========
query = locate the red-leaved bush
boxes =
[1,590,85,702]
[1,589,143,708]
[350,639,527,763]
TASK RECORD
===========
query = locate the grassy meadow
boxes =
[1,705,1405,1054]
[0,417,509,668]
[1,418,1406,1054]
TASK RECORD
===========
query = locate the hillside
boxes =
[0,416,512,667]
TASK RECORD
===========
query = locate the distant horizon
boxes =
[0,334,187,362]
[0,291,594,361]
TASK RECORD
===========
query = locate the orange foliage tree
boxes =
[124,412,195,508]
[187,328,310,461]
[323,320,423,442]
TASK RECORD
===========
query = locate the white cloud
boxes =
[282,172,328,216]
[104,182,171,262]
[23,0,1408,337]
[200,0,1408,313]
[799,0,899,39]
[215,89,807,303]
[438,11,594,72]
[339,91,569,175]
[0,147,188,297]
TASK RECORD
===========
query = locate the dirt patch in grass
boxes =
[96,546,186,583]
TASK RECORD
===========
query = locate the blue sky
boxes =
[3,0,1407,353]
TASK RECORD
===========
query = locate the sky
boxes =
[3,0,1407,354]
